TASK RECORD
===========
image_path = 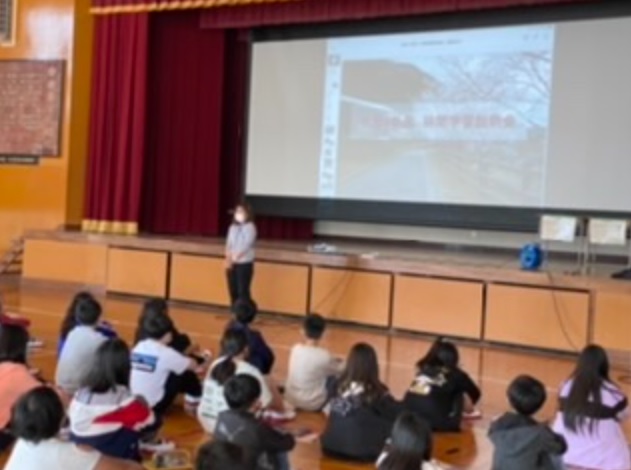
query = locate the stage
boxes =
[21,230,631,354]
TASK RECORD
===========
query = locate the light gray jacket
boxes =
[226,222,257,264]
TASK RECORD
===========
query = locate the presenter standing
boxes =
[225,203,257,304]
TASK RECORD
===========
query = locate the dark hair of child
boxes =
[508,375,547,416]
[195,440,249,470]
[223,374,262,412]
[211,329,249,385]
[81,338,131,393]
[0,324,29,365]
[134,298,169,344]
[378,411,433,470]
[337,342,387,405]
[232,299,258,325]
[11,387,65,444]
[60,292,97,341]
[304,314,327,340]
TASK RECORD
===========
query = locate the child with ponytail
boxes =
[198,329,286,433]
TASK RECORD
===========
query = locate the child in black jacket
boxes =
[404,338,481,432]
[489,375,566,470]
[321,343,402,462]
[214,374,295,470]
[226,299,275,375]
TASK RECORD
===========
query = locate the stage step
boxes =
[0,237,24,276]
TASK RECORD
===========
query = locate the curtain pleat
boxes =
[83,13,149,235]
[140,11,226,236]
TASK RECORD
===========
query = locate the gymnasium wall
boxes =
[0,0,93,253]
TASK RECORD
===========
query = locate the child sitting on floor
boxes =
[552,345,630,470]
[198,328,289,434]
[489,375,566,470]
[134,298,208,364]
[0,324,42,453]
[131,312,207,416]
[58,292,116,356]
[377,411,444,470]
[403,338,481,432]
[285,314,342,411]
[55,296,110,395]
[226,299,275,375]
[5,387,143,470]
[69,338,169,460]
[0,294,43,349]
[321,343,402,462]
[214,374,296,470]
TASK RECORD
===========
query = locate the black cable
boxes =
[544,270,581,352]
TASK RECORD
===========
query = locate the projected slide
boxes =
[318,26,555,205]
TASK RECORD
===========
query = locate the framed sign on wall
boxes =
[0,60,65,158]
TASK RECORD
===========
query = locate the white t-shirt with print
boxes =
[130,339,190,407]
[197,357,272,433]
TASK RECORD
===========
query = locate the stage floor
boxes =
[1,278,629,470]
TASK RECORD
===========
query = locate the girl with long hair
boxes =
[403,338,481,432]
[552,344,630,470]
[377,412,444,470]
[321,343,402,462]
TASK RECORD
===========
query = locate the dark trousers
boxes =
[0,430,14,453]
[153,371,202,416]
[226,262,254,304]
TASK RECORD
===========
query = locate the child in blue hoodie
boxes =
[226,299,275,375]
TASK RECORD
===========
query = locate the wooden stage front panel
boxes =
[20,230,631,353]
[593,292,631,352]
[392,275,484,340]
[169,256,310,316]
[170,254,230,307]
[484,284,590,352]
[310,267,392,327]
[23,239,108,286]
[106,248,168,298]
[252,261,310,317]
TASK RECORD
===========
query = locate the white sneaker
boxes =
[200,349,213,361]
[262,409,297,422]
[139,439,176,453]
[184,394,201,414]
[28,338,44,349]
[463,408,482,420]
[184,394,200,406]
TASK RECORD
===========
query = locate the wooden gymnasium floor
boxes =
[1,278,630,470]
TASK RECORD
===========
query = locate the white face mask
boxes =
[234,212,246,224]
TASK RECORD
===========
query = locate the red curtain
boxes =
[140,11,226,236]
[83,13,149,235]
[140,13,313,239]
[200,0,590,28]
[217,29,249,236]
